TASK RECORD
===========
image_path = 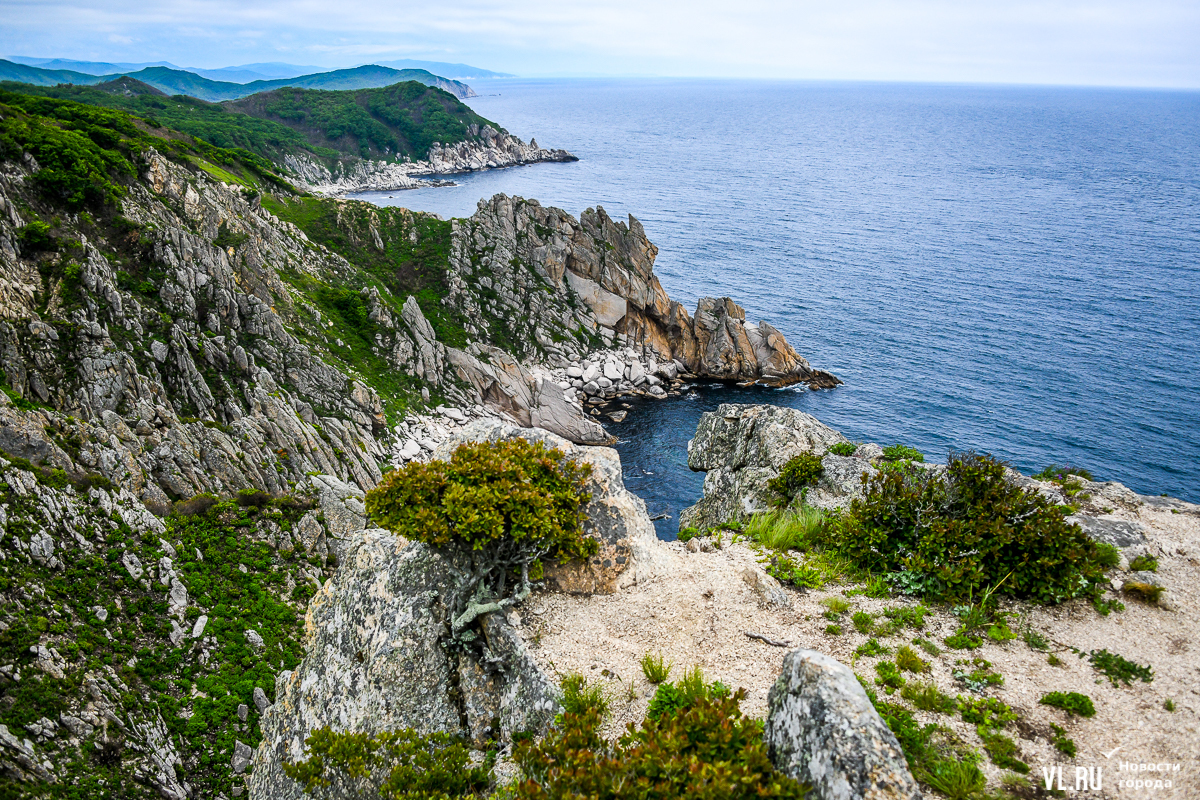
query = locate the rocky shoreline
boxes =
[282,124,579,196]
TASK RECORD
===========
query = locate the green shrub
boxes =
[854,638,889,658]
[829,450,1107,604]
[515,692,808,799]
[236,488,272,508]
[640,652,672,684]
[282,725,493,799]
[894,646,929,674]
[824,624,843,636]
[766,553,826,590]
[1094,542,1120,569]
[646,667,730,723]
[366,439,596,642]
[1032,464,1094,482]
[980,730,1028,774]
[1022,626,1049,651]
[953,658,1003,693]
[881,444,924,463]
[17,220,57,252]
[1084,649,1152,686]
[677,526,700,542]
[1039,691,1095,718]
[912,637,941,656]
[1128,554,1158,572]
[766,452,824,505]
[828,442,857,457]
[959,696,1016,728]
[1164,699,1175,712]
[882,605,929,631]
[174,493,219,517]
[900,682,956,713]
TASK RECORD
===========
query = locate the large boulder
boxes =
[248,532,560,800]
[766,649,920,800]
[433,419,669,593]
[680,404,869,531]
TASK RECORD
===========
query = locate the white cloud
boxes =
[1,0,1197,86]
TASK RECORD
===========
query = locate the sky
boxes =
[2,0,1199,88]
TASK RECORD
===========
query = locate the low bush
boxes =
[881,444,924,463]
[851,611,875,635]
[18,219,57,251]
[1050,723,1076,757]
[767,452,824,505]
[1094,542,1121,569]
[854,638,890,658]
[174,493,219,517]
[1032,464,1094,482]
[828,442,857,457]
[980,730,1028,774]
[236,488,272,507]
[828,450,1108,604]
[283,726,493,799]
[365,439,596,643]
[1039,691,1095,718]
[646,667,730,723]
[874,661,906,690]
[1128,554,1158,572]
[894,646,929,674]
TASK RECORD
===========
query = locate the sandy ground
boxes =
[517,500,1200,799]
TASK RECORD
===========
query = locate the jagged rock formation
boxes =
[284,126,578,196]
[766,649,920,800]
[445,195,841,389]
[679,405,859,531]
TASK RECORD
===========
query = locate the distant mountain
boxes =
[0,60,476,101]
[5,56,178,73]
[194,62,326,82]
[373,59,514,79]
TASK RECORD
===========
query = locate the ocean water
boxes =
[354,79,1200,535]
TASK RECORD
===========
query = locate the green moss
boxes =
[1039,691,1096,717]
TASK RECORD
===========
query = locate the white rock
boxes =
[582,364,601,383]
[191,615,208,639]
[628,361,645,382]
[442,407,466,422]
[603,360,623,381]
[566,366,584,378]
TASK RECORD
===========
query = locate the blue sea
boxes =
[353,79,1200,534]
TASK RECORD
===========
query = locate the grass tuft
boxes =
[639,652,672,685]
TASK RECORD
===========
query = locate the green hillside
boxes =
[0,77,500,166]
[224,83,497,161]
[0,59,475,102]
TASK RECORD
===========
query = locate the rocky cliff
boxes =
[283,125,578,196]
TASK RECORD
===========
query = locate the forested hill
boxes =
[224,84,498,161]
[0,78,502,166]
[0,59,476,101]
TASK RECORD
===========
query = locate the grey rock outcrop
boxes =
[766,649,920,800]
[284,126,577,196]
[249,532,560,800]
[680,404,864,531]
[433,419,669,593]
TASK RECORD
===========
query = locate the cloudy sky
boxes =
[3,0,1198,87]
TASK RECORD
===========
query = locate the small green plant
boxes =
[1093,596,1126,615]
[882,604,929,631]
[874,661,906,691]
[900,682,957,714]
[1164,699,1176,712]
[1022,626,1049,651]
[851,610,875,635]
[640,652,672,685]
[944,633,982,650]
[919,759,985,800]
[767,553,826,590]
[677,526,700,542]
[881,444,925,463]
[282,726,493,799]
[1039,691,1095,718]
[1047,653,1063,666]
[1050,724,1077,757]
[1128,554,1158,572]
[895,645,929,674]
[828,442,857,457]
[1123,581,1164,605]
[1093,542,1120,568]
[854,638,890,658]
[1033,464,1094,482]
[912,637,941,656]
[986,621,1018,642]
[561,673,610,719]
[822,596,851,618]
[980,730,1029,774]
[767,452,825,505]
[959,696,1016,728]
[824,624,843,636]
[1084,649,1153,686]
[953,658,1003,693]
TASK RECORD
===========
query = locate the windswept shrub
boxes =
[767,452,824,505]
[514,691,808,799]
[828,442,857,457]
[828,450,1107,604]
[283,726,493,799]
[881,444,924,463]
[236,487,272,508]
[365,439,596,643]
[17,220,56,252]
